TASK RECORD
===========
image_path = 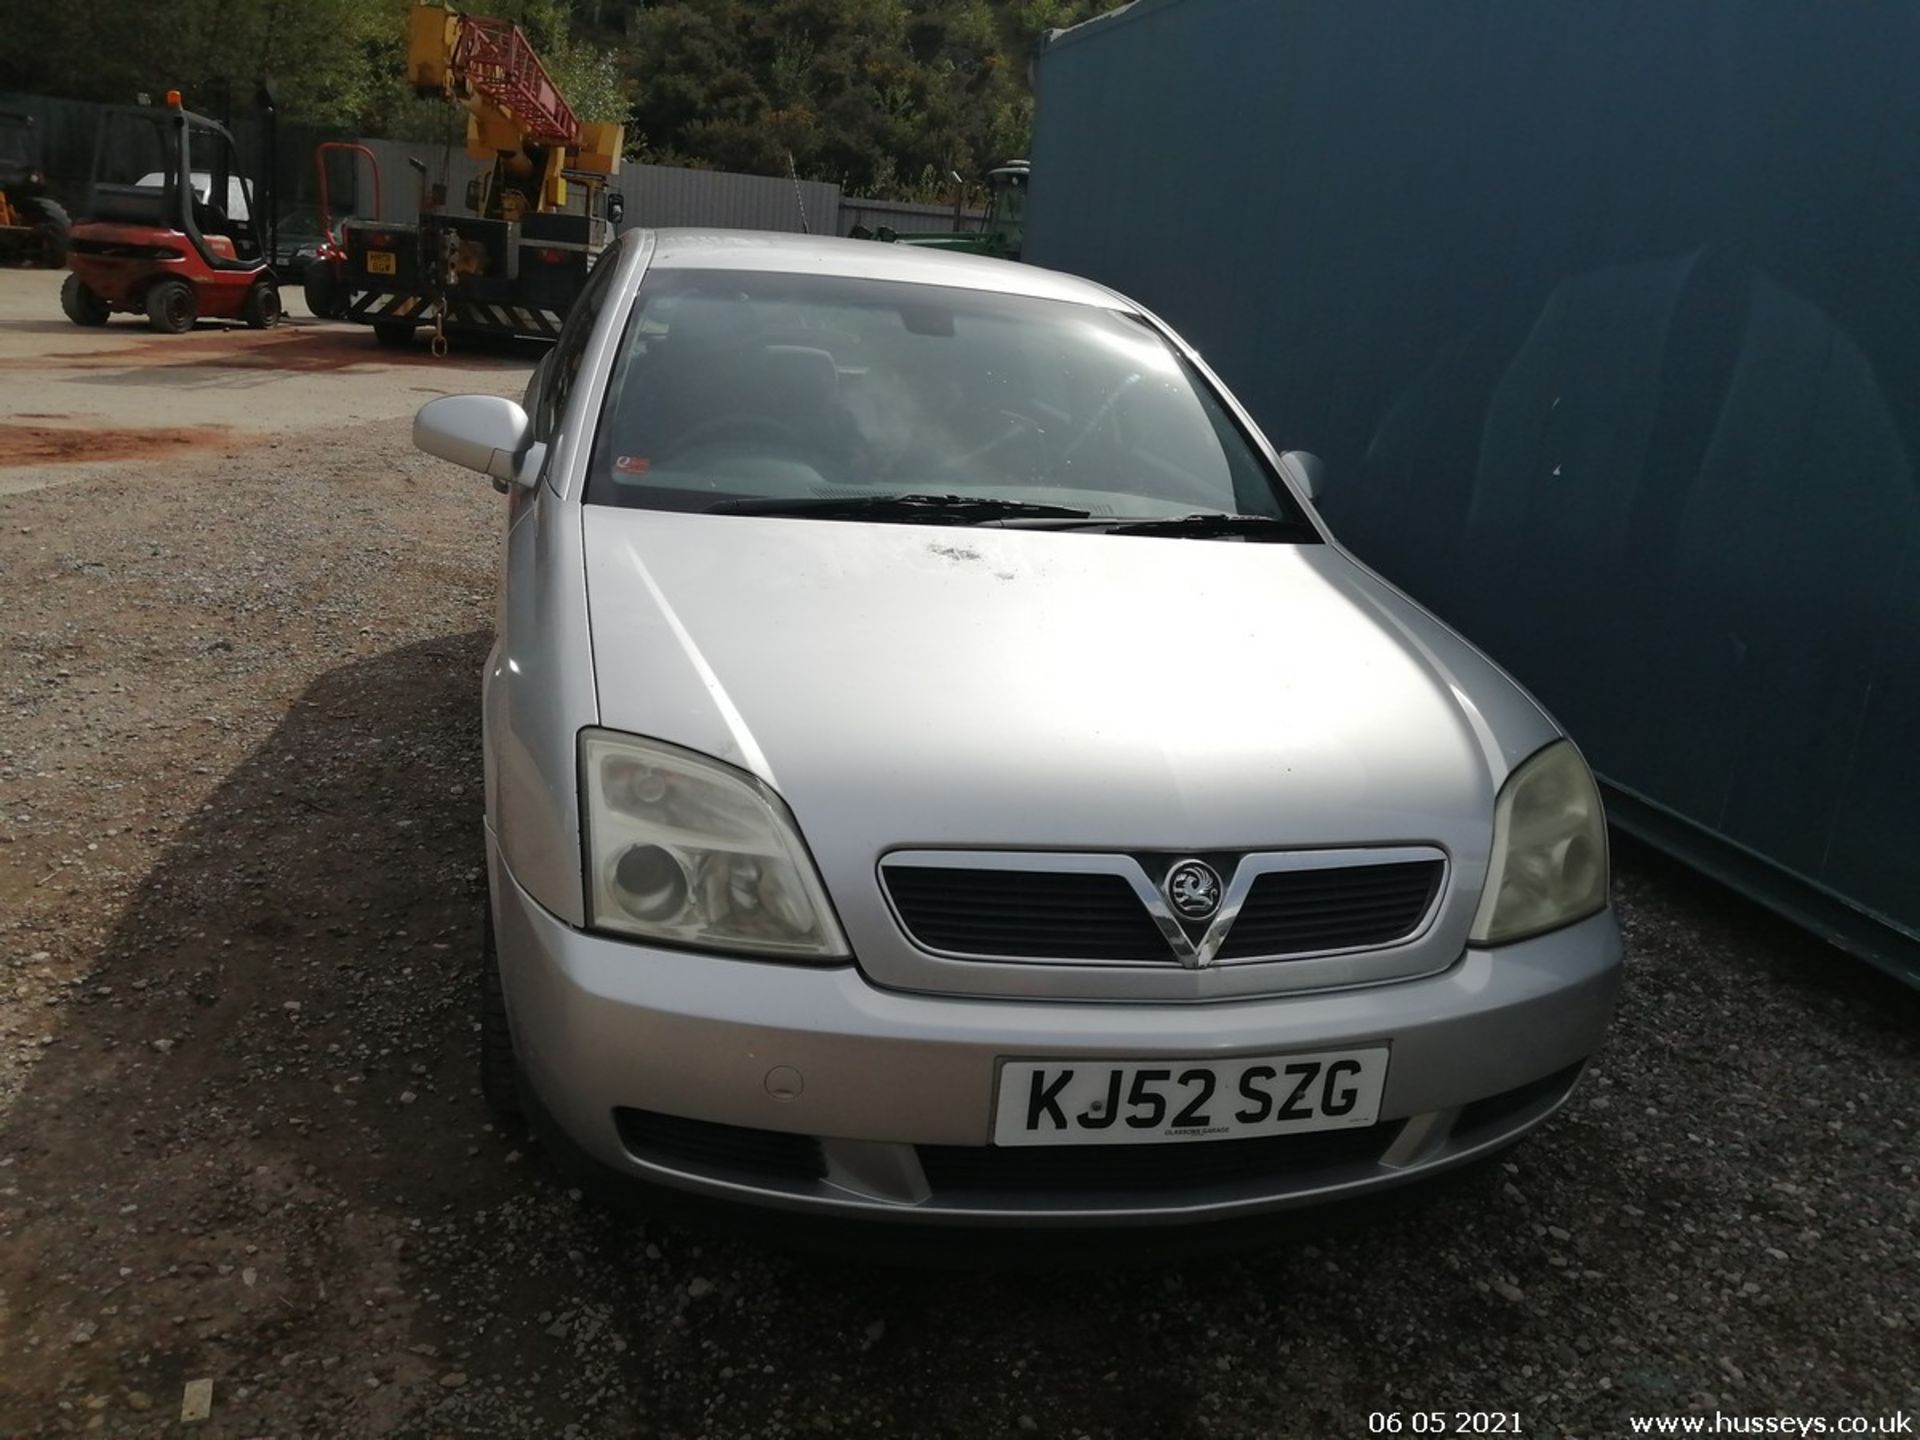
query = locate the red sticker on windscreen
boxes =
[614,455,652,475]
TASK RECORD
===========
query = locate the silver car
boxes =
[414,229,1621,1226]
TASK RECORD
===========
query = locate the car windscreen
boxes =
[584,267,1313,528]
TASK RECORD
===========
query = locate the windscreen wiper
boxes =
[1094,512,1320,541]
[706,493,1094,524]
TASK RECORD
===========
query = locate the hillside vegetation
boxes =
[0,0,1108,197]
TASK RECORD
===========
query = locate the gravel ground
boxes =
[1,407,1916,1439]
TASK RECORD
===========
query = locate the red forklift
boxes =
[61,92,280,333]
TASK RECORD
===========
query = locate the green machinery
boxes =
[859,160,1028,261]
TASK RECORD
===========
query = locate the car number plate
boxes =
[366,250,397,275]
[992,1047,1388,1147]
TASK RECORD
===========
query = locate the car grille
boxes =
[882,857,1443,964]
[1212,860,1443,960]
[917,1122,1396,1192]
[882,865,1170,961]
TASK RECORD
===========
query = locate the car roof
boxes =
[638,228,1126,309]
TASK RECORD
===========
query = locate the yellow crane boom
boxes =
[406,3,620,220]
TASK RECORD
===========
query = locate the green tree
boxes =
[0,0,403,125]
[497,0,628,123]
[624,0,1105,196]
[0,0,1105,198]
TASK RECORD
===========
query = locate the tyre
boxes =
[241,281,281,329]
[478,910,524,1120]
[145,278,196,334]
[301,262,340,320]
[60,272,109,326]
[373,319,416,349]
[26,197,70,268]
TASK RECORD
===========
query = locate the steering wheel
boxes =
[936,409,1047,475]
[658,414,806,462]
[1058,372,1143,464]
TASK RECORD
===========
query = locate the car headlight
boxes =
[581,730,848,960]
[1468,739,1608,945]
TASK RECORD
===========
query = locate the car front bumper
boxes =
[488,834,1622,1226]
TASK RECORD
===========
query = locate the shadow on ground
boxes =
[1,633,515,1432]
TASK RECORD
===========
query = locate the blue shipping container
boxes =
[1028,0,1920,984]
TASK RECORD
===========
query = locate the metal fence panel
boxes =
[611,162,838,235]
[349,137,488,222]
[0,92,95,209]
[1029,0,1920,979]
[838,197,987,236]
[1,89,348,238]
[3,93,851,237]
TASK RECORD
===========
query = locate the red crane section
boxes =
[445,14,579,147]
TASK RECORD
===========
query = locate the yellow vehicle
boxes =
[0,112,70,267]
[340,3,623,346]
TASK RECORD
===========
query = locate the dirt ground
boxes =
[0,270,517,501]
[0,266,1915,1439]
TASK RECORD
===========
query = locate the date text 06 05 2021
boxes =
[1369,1413,1524,1435]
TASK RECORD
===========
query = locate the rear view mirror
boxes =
[1279,450,1325,502]
[414,394,542,489]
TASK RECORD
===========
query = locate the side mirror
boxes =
[1279,450,1325,503]
[605,191,626,227]
[414,394,543,489]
